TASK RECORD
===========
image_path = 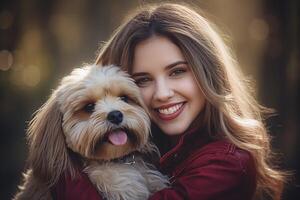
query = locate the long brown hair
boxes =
[95,3,287,199]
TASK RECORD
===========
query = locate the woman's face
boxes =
[132,35,205,136]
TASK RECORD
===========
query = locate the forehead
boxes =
[83,68,137,97]
[132,35,185,73]
[58,66,143,112]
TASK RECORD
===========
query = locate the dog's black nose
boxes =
[107,110,123,125]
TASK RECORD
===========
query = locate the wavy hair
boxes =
[95,3,287,199]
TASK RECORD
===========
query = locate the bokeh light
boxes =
[249,18,270,41]
[0,50,13,71]
[22,65,41,87]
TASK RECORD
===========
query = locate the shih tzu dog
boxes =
[14,65,169,200]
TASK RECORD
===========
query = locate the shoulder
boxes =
[192,140,253,165]
[183,140,256,179]
[178,140,256,190]
[155,140,257,200]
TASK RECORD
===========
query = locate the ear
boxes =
[27,93,75,186]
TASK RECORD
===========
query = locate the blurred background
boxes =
[0,0,299,199]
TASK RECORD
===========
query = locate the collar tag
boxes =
[123,154,136,165]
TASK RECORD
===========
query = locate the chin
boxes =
[14,65,169,200]
[155,119,189,136]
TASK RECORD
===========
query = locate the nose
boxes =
[107,110,123,125]
[153,79,174,101]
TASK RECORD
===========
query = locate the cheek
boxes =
[139,87,153,107]
[178,78,197,94]
[179,78,205,103]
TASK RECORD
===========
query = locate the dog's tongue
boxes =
[108,130,127,145]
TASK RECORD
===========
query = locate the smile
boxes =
[158,103,183,114]
[155,102,185,121]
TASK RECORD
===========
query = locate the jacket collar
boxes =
[159,126,210,172]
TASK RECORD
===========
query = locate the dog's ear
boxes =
[27,93,75,186]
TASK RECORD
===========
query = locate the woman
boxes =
[55,3,286,200]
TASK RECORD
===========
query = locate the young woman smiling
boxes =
[53,3,287,200]
[131,36,206,138]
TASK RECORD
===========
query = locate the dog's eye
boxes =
[83,103,95,113]
[120,95,129,103]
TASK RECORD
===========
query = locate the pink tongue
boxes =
[108,130,128,145]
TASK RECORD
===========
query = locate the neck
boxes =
[169,135,181,147]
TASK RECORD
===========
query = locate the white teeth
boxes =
[158,103,183,115]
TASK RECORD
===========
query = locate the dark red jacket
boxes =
[54,129,257,200]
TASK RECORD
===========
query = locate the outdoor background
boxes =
[0,0,299,199]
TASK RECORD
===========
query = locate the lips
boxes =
[155,102,185,121]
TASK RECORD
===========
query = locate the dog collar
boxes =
[111,153,136,165]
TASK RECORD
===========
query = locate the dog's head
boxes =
[27,65,151,185]
[58,65,151,160]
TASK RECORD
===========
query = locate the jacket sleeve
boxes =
[149,150,256,200]
[53,172,103,200]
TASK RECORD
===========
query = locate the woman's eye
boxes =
[135,77,151,87]
[83,103,95,113]
[170,68,186,76]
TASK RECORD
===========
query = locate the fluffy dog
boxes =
[14,65,169,200]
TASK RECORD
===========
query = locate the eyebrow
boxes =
[132,60,187,78]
